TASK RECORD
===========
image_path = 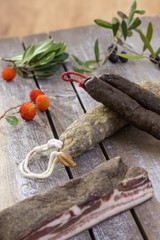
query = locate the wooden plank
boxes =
[50,15,160,239]
[21,32,142,239]
[0,37,69,212]
[49,26,145,240]
[22,33,92,240]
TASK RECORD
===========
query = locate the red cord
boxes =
[61,71,89,87]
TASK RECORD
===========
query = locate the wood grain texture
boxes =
[22,33,143,239]
[0,37,69,211]
[22,33,92,240]
[49,15,160,239]
[49,27,144,240]
[0,14,160,240]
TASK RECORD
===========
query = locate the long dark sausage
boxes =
[100,74,160,114]
[83,76,160,140]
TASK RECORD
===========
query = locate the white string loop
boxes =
[19,139,63,179]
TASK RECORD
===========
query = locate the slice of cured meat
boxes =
[0,157,153,240]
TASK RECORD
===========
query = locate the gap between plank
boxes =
[21,39,145,240]
[131,209,148,240]
[88,229,96,240]
[22,42,61,142]
[21,41,74,181]
[61,62,147,240]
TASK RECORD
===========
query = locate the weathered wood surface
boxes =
[50,15,160,239]
[23,33,143,239]
[0,15,160,240]
[22,33,92,240]
[0,37,70,210]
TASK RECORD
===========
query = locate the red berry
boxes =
[30,89,44,102]
[19,102,36,121]
[36,95,50,111]
[1,67,16,81]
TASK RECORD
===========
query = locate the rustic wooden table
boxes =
[0,15,160,240]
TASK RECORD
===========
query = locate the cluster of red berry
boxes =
[1,67,50,122]
[20,89,50,121]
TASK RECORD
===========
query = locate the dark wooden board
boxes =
[49,16,160,240]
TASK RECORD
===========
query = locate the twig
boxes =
[0,57,14,63]
[0,105,21,120]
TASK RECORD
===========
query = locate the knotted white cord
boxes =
[19,139,63,179]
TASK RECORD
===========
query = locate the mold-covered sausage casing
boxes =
[83,76,160,140]
[59,104,127,157]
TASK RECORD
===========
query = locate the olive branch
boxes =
[72,0,160,74]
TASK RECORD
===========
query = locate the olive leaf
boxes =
[130,0,137,12]
[34,63,61,75]
[112,17,119,24]
[121,20,128,40]
[5,116,19,126]
[21,43,35,64]
[143,22,153,52]
[72,66,91,74]
[52,52,69,63]
[138,29,155,56]
[33,62,58,71]
[13,66,24,77]
[117,53,145,59]
[72,0,158,75]
[32,52,56,67]
[117,11,128,19]
[11,54,23,62]
[155,47,160,56]
[94,38,100,63]
[128,17,141,30]
[72,49,99,74]
[55,43,67,56]
[112,22,120,37]
[72,54,87,66]
[128,0,137,25]
[84,60,98,66]
[94,19,112,29]
[134,10,145,14]
[34,39,54,55]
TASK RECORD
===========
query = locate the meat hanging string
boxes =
[18,73,160,179]
[61,71,160,140]
[61,71,89,87]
